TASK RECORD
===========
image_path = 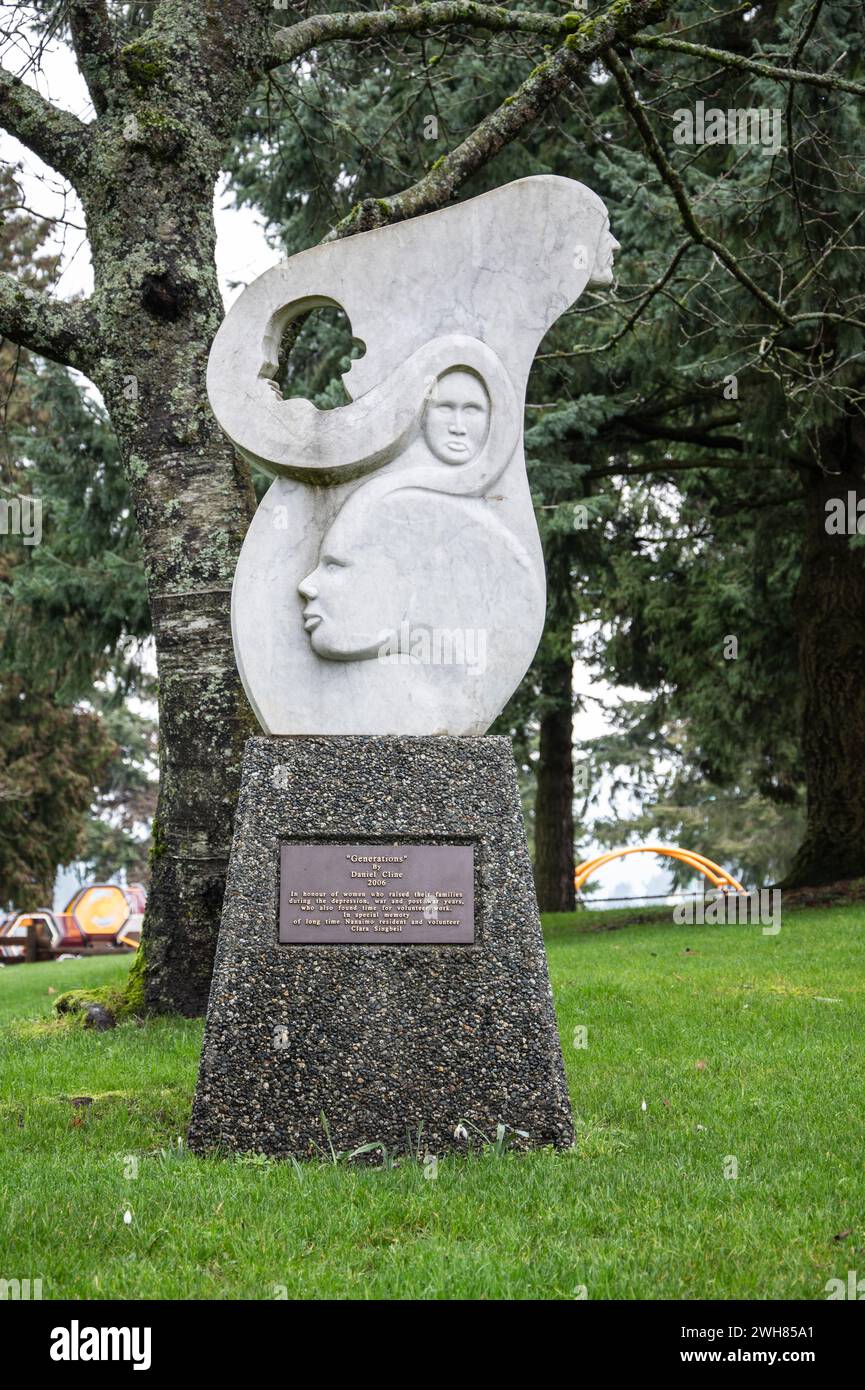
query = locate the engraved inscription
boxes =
[279,843,474,944]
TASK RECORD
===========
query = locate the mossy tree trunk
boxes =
[77,23,264,1012]
[31,6,268,1013]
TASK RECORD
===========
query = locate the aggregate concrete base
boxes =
[188,736,574,1160]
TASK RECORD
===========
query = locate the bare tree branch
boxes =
[0,65,92,184]
[0,273,99,372]
[634,33,865,98]
[618,418,744,451]
[605,48,795,329]
[271,3,565,67]
[67,0,116,115]
[585,456,748,481]
[318,0,672,236]
[538,241,694,360]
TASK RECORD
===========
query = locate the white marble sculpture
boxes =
[207,176,619,735]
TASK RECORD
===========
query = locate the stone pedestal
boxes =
[188,736,574,1159]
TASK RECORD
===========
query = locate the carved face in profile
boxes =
[297,507,404,660]
[422,369,490,465]
[587,216,621,288]
[297,488,534,665]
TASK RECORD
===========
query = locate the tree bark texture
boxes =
[785,416,865,887]
[533,653,576,913]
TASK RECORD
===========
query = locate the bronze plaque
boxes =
[279,843,474,944]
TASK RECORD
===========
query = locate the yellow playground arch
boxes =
[574,845,745,895]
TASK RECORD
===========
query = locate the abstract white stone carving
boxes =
[207,175,618,735]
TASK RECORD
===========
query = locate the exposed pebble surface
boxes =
[188,736,574,1160]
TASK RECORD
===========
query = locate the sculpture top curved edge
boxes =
[207,175,613,480]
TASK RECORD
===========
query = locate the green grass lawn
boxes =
[1,904,863,1300]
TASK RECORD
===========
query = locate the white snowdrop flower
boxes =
[454,1124,469,1140]
[123,1209,133,1225]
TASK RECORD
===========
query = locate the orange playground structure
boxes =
[0,882,145,962]
[574,846,745,896]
